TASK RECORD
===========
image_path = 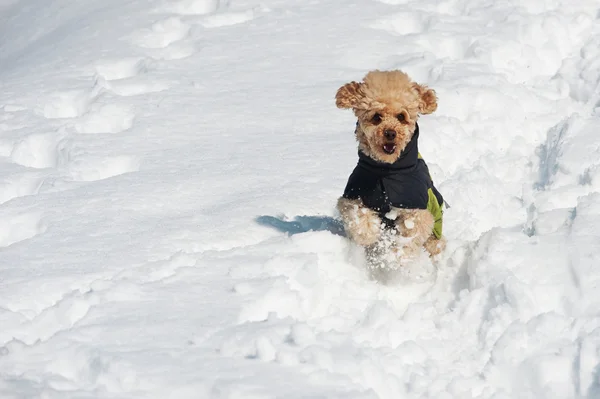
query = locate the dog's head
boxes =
[335,70,437,163]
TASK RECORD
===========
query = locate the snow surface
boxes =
[1,0,600,397]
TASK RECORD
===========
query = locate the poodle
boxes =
[335,70,446,269]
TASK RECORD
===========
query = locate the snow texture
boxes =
[1,0,600,398]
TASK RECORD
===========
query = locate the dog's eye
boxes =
[397,113,406,122]
[371,113,382,125]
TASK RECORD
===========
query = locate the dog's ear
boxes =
[335,81,365,109]
[412,83,438,115]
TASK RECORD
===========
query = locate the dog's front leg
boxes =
[337,197,382,246]
[393,209,434,259]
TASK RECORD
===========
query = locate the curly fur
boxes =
[337,197,382,246]
[336,70,437,164]
[335,70,445,265]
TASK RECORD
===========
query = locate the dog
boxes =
[335,70,446,269]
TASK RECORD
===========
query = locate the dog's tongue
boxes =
[383,143,396,154]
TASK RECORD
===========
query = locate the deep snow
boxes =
[1,0,600,398]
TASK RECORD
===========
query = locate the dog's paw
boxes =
[337,198,382,246]
[351,211,381,246]
[424,235,446,256]
[395,209,433,241]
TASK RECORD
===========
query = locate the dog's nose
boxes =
[384,129,396,140]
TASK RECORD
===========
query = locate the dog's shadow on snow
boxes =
[255,215,346,237]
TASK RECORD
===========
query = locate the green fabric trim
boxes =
[417,153,443,238]
[427,188,443,239]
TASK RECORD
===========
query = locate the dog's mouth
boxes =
[383,143,396,154]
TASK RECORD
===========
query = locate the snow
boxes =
[1,0,600,397]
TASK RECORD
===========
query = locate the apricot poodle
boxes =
[335,70,446,268]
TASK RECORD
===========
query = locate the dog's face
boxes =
[335,70,437,163]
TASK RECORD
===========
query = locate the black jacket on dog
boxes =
[342,123,444,238]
